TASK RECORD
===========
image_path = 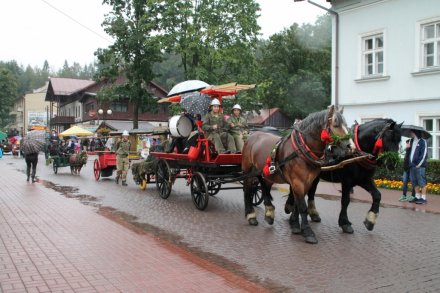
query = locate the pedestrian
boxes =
[25,151,39,183]
[90,138,96,151]
[408,130,428,204]
[399,139,416,202]
[227,104,248,152]
[115,130,131,186]
[202,98,236,154]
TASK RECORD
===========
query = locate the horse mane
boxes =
[297,109,344,136]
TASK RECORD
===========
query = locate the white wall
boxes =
[332,0,440,125]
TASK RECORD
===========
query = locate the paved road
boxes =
[2,154,440,292]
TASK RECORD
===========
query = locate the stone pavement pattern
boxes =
[1,154,440,292]
[0,156,265,293]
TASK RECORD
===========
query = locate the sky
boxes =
[0,0,330,71]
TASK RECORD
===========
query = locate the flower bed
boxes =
[374,179,440,195]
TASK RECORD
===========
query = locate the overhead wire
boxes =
[39,0,112,43]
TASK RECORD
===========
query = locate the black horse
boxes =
[285,118,402,234]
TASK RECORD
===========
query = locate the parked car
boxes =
[1,140,12,153]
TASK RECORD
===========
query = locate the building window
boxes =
[111,101,128,112]
[85,102,95,113]
[362,33,384,76]
[421,21,440,68]
[421,117,440,159]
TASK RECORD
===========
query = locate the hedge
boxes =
[374,159,440,184]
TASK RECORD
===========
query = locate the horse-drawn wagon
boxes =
[50,151,88,175]
[150,123,263,210]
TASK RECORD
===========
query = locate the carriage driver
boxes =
[115,130,131,186]
[202,98,237,154]
[227,104,248,152]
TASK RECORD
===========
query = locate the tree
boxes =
[256,14,332,119]
[95,0,163,129]
[0,66,18,128]
[154,0,261,85]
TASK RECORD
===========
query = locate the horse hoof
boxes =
[363,219,375,231]
[264,216,274,225]
[248,218,258,226]
[341,224,354,234]
[304,235,318,244]
[291,223,301,234]
[310,214,321,222]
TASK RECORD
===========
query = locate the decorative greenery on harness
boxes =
[353,122,395,169]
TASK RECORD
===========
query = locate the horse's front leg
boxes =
[338,183,354,233]
[297,196,318,244]
[306,176,321,222]
[262,179,275,225]
[359,179,380,231]
[244,176,258,226]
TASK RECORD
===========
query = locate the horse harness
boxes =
[353,122,391,169]
[263,125,335,180]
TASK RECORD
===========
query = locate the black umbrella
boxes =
[21,130,46,155]
[401,125,432,139]
[180,92,212,116]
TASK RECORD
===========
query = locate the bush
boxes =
[374,159,440,184]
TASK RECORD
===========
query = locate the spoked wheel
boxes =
[251,177,263,206]
[207,179,221,196]
[155,159,172,199]
[191,172,209,211]
[94,159,101,181]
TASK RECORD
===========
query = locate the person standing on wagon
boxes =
[115,130,131,186]
[227,104,248,153]
[202,98,236,154]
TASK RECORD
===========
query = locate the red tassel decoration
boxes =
[320,129,332,144]
[263,156,272,176]
[373,138,383,154]
[195,120,203,127]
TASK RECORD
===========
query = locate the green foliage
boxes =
[0,66,17,127]
[155,0,261,85]
[256,14,332,119]
[374,159,440,184]
[96,0,164,129]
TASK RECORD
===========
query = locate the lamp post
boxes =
[98,109,112,125]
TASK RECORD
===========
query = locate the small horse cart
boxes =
[49,151,88,175]
[93,151,117,180]
[150,134,262,211]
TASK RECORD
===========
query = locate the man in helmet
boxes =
[202,98,236,154]
[115,130,131,186]
[227,104,248,152]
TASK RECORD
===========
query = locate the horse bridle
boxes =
[353,122,392,166]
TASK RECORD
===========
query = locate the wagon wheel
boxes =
[191,172,209,211]
[53,162,58,174]
[207,180,221,196]
[139,179,147,190]
[155,159,172,199]
[94,159,101,181]
[251,177,263,206]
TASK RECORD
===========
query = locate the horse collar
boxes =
[354,124,378,166]
[290,129,325,167]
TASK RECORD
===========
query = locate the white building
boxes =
[323,0,440,159]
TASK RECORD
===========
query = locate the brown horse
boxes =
[242,106,354,244]
[69,151,88,175]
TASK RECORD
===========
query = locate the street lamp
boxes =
[98,109,112,125]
